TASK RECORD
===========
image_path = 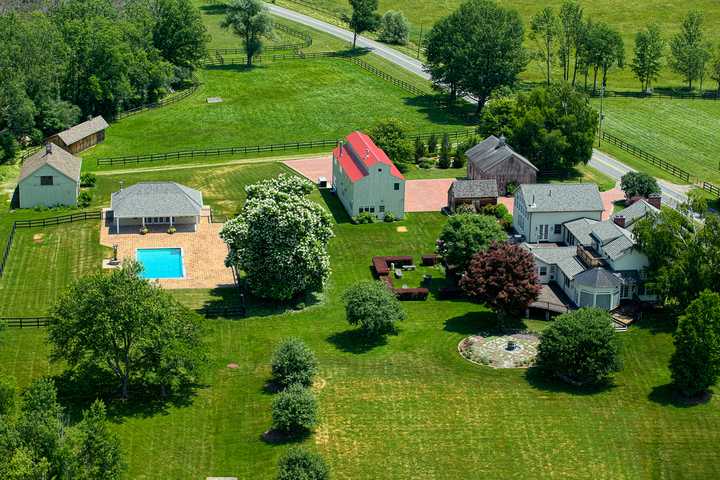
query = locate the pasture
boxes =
[277,0,720,90]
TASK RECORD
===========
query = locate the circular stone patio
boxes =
[458,333,540,368]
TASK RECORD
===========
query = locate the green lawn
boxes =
[279,0,720,91]
[81,58,468,164]
[594,97,720,184]
[0,222,109,317]
[1,161,720,479]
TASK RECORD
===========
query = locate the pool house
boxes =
[109,182,204,233]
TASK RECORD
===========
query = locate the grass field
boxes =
[280,0,720,91]
[594,97,720,184]
[1,201,720,478]
[81,58,468,163]
[1,161,720,478]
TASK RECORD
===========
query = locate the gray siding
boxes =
[18,164,79,208]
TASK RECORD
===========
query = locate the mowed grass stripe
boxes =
[595,97,720,183]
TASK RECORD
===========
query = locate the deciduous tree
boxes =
[460,242,541,324]
[343,280,405,337]
[437,213,506,272]
[277,447,330,480]
[530,7,559,86]
[149,0,209,68]
[367,118,414,171]
[271,384,318,435]
[558,0,584,84]
[424,16,465,104]
[221,175,333,301]
[670,291,720,399]
[221,0,273,67]
[271,338,318,389]
[620,171,660,199]
[670,11,710,90]
[585,21,624,92]
[72,400,124,480]
[49,260,206,399]
[631,24,665,92]
[344,0,379,48]
[378,10,409,45]
[536,308,622,386]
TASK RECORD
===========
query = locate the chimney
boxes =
[498,135,506,147]
[613,215,626,228]
[45,143,52,155]
[647,193,661,209]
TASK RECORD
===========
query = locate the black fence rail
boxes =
[0,210,104,279]
[15,210,102,228]
[598,131,691,183]
[1,317,52,328]
[345,56,431,97]
[703,181,720,197]
[0,223,16,278]
[116,84,199,120]
[95,128,476,167]
[589,89,720,101]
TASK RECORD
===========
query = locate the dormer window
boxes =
[40,176,53,186]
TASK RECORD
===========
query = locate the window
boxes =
[554,224,562,234]
[539,266,547,276]
[40,176,53,186]
[369,207,375,213]
[394,183,400,191]
[379,206,385,213]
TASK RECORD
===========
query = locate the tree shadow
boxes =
[648,383,713,408]
[403,94,476,126]
[326,329,388,354]
[260,428,311,445]
[630,310,677,335]
[204,63,268,73]
[319,189,352,224]
[199,3,227,15]
[443,311,498,335]
[51,364,203,424]
[524,367,617,396]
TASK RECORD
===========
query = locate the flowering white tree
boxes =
[220,175,333,301]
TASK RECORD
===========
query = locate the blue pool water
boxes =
[136,248,184,279]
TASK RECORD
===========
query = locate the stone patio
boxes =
[99,211,235,289]
[459,333,540,368]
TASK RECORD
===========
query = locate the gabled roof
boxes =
[612,199,659,229]
[466,135,538,173]
[564,218,599,246]
[333,131,404,183]
[603,235,635,261]
[590,221,625,244]
[19,143,81,183]
[574,267,622,289]
[449,179,498,199]
[56,116,109,146]
[111,182,203,218]
[522,244,585,279]
[518,183,604,213]
[557,257,586,279]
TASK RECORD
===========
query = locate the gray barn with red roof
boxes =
[332,131,405,220]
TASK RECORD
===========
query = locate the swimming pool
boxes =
[136,248,184,279]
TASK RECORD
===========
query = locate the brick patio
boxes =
[99,211,235,289]
[284,156,332,182]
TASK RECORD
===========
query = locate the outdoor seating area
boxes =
[372,255,430,300]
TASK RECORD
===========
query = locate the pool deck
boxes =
[100,211,235,289]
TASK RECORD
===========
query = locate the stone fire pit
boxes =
[458,332,539,368]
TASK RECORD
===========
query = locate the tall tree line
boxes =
[0,0,208,162]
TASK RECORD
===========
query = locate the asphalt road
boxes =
[266,3,430,80]
[590,149,688,208]
[268,2,692,209]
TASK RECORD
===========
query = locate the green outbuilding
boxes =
[18,143,82,209]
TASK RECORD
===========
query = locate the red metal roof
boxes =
[333,131,405,183]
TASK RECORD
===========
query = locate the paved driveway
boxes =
[405,179,454,212]
[284,156,332,182]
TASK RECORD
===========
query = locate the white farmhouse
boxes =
[514,184,660,311]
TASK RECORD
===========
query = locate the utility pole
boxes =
[417,24,423,59]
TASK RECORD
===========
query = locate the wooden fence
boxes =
[598,131,691,183]
[703,181,720,197]
[95,128,476,167]
[116,84,199,120]
[0,210,102,279]
[589,89,720,101]
[208,23,313,57]
[1,317,52,328]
